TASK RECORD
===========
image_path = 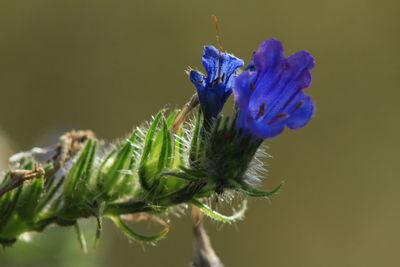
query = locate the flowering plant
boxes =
[0,37,315,262]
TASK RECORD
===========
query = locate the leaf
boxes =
[108,215,169,242]
[189,198,247,223]
[229,180,282,197]
[165,109,180,129]
[114,129,142,198]
[139,116,173,193]
[17,175,44,221]
[93,216,102,249]
[140,110,164,165]
[64,139,98,199]
[139,111,164,190]
[101,137,134,200]
[74,222,88,253]
[189,108,202,164]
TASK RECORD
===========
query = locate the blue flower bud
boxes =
[190,46,244,120]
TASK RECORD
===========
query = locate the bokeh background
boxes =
[0,0,399,266]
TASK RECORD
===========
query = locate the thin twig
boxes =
[191,205,224,267]
[172,94,199,133]
[1,130,95,196]
[0,165,45,197]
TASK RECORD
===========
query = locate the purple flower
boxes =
[233,39,315,139]
[190,46,244,120]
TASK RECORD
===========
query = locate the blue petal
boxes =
[253,39,284,73]
[233,71,257,110]
[198,83,231,119]
[286,93,314,129]
[247,40,286,116]
[233,38,315,139]
[236,112,284,139]
[189,70,206,92]
[202,45,244,84]
[249,48,314,122]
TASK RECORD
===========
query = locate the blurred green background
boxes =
[0,0,399,266]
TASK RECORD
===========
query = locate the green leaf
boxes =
[108,215,169,242]
[36,176,64,215]
[189,108,202,164]
[64,139,98,199]
[139,111,164,190]
[140,110,164,165]
[93,216,102,249]
[0,187,23,237]
[101,138,134,200]
[74,222,88,253]
[62,139,98,220]
[139,116,173,193]
[113,129,142,198]
[165,109,180,129]
[17,175,44,221]
[0,187,20,223]
[229,180,283,197]
[189,198,247,223]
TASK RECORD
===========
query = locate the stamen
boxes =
[283,61,290,70]
[250,82,255,91]
[295,101,303,111]
[213,15,223,81]
[255,103,266,120]
[211,78,219,87]
[267,113,289,125]
[275,113,287,118]
[213,15,223,52]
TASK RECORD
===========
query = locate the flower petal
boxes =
[236,112,285,139]
[253,39,284,73]
[233,71,257,110]
[202,45,244,83]
[189,70,206,91]
[251,49,314,121]
[234,38,315,139]
[286,93,314,130]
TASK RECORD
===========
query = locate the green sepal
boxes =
[140,110,164,168]
[165,109,180,128]
[139,116,173,195]
[189,108,202,165]
[16,174,44,221]
[74,222,88,253]
[98,130,141,201]
[93,216,102,249]
[0,187,23,238]
[108,215,169,242]
[64,139,98,198]
[189,198,247,223]
[36,176,64,215]
[139,110,164,190]
[229,180,282,197]
[62,139,98,218]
